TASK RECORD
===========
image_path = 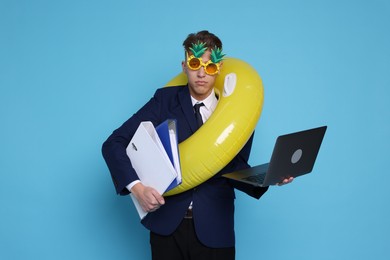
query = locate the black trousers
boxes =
[150,218,235,260]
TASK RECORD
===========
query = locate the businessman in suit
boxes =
[102,30,292,260]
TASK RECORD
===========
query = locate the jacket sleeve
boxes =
[101,89,164,195]
[226,132,269,199]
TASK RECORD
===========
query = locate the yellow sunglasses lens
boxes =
[188,58,201,70]
[205,63,218,74]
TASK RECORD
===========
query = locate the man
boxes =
[102,30,292,260]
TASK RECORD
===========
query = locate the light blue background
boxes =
[1,0,389,259]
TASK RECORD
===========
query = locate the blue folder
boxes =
[156,119,182,191]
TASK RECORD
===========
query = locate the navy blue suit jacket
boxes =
[102,85,268,248]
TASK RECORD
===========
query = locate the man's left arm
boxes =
[224,133,269,199]
[226,133,293,198]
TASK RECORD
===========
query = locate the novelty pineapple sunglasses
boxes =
[186,41,225,75]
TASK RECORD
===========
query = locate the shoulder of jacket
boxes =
[155,85,187,96]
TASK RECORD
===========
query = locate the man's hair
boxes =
[182,30,223,53]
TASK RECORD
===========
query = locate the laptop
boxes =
[223,126,327,187]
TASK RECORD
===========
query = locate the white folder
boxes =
[126,121,178,219]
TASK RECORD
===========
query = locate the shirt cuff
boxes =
[126,180,141,192]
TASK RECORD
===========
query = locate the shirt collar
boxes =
[191,89,218,111]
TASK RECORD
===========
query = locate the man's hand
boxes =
[277,177,294,186]
[130,182,165,212]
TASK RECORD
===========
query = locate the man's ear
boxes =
[219,61,223,73]
[182,61,186,73]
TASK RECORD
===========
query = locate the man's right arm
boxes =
[101,89,166,195]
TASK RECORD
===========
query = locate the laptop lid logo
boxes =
[291,149,303,164]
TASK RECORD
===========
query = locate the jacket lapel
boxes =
[178,85,198,133]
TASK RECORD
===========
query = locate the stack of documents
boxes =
[126,119,181,219]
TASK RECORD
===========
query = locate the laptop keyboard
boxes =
[242,174,265,184]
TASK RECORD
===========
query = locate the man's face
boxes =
[182,50,220,100]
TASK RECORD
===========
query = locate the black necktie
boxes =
[193,103,204,128]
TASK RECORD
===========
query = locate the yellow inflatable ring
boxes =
[163,57,264,196]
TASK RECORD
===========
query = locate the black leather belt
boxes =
[184,208,193,219]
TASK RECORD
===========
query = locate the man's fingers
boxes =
[150,189,165,205]
[140,187,165,212]
[157,196,165,205]
[277,177,294,186]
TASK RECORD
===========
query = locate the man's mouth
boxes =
[196,81,207,86]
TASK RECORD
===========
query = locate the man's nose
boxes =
[197,66,206,77]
